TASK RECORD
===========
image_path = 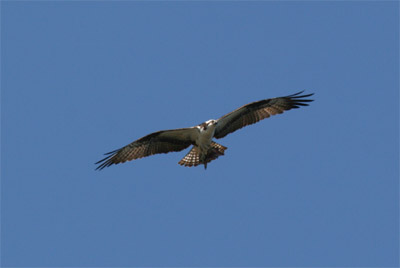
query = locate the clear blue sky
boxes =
[2,1,398,267]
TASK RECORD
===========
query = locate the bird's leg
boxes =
[199,154,208,170]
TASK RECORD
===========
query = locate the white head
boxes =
[205,119,217,126]
[199,119,217,131]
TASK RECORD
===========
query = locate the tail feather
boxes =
[178,146,201,167]
[203,142,227,169]
[178,142,227,169]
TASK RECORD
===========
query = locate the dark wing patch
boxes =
[95,128,197,170]
[214,91,314,139]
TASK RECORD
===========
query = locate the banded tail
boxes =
[178,141,227,169]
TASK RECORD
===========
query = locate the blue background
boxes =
[2,1,399,267]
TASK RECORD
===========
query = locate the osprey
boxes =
[96,91,314,170]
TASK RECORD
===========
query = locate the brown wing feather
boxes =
[95,128,198,170]
[214,91,314,139]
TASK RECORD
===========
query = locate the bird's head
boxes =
[206,119,217,126]
[200,119,217,131]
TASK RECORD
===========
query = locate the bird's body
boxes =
[180,120,224,169]
[196,120,217,150]
[95,91,314,170]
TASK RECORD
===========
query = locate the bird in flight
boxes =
[95,91,314,170]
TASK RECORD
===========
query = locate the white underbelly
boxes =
[196,127,215,151]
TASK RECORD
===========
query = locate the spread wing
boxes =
[95,127,199,170]
[214,91,314,139]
